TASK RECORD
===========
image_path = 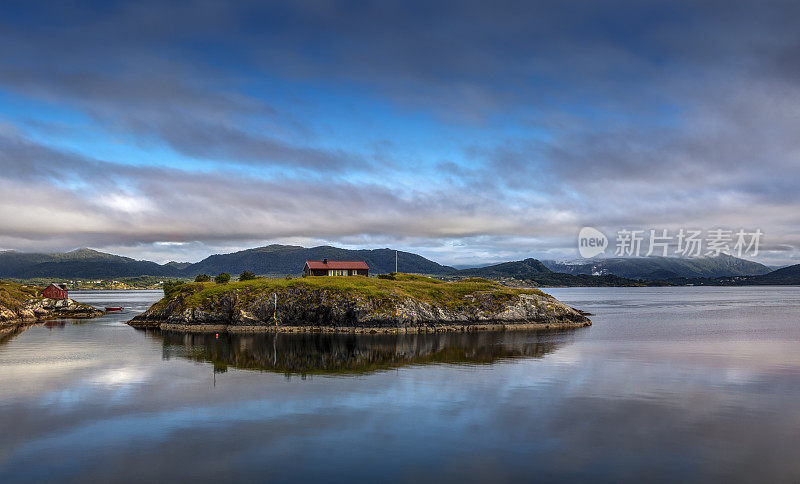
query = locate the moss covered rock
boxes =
[129,275,591,333]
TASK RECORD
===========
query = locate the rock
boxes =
[0,297,104,327]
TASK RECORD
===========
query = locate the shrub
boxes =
[163,280,184,296]
[194,274,211,282]
[214,273,231,284]
[238,271,256,281]
[377,272,397,280]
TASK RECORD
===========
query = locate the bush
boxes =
[377,272,397,280]
[214,273,231,284]
[163,280,184,296]
[194,274,211,282]
[238,271,256,281]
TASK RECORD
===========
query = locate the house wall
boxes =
[304,267,368,276]
[43,285,68,300]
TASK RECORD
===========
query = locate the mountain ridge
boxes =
[0,246,794,285]
[457,258,659,287]
[182,245,457,276]
[542,254,771,280]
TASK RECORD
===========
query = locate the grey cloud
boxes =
[0,130,570,249]
[0,6,364,172]
[1,1,800,265]
[3,126,798,266]
[5,0,800,122]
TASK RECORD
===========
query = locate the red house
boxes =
[303,259,369,277]
[43,284,69,300]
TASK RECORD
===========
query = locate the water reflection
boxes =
[147,330,571,376]
[1,320,80,346]
[0,324,32,345]
[4,288,800,482]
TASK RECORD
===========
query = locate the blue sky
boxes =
[0,0,799,266]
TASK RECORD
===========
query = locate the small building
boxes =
[43,284,69,300]
[303,259,369,277]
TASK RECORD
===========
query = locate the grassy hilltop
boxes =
[0,281,42,312]
[158,273,552,313]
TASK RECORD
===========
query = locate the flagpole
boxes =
[395,250,398,273]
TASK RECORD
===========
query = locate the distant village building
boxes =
[43,284,69,300]
[303,259,369,277]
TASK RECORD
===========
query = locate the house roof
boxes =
[47,283,68,290]
[304,260,369,270]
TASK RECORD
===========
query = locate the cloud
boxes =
[0,0,798,265]
[0,2,368,173]
[0,129,578,256]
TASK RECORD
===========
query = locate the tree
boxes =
[239,270,256,281]
[214,272,231,284]
[194,274,211,282]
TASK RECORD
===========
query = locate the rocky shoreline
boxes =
[144,320,592,334]
[128,279,591,333]
[0,297,104,328]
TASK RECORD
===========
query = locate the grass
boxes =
[0,281,41,311]
[158,273,552,311]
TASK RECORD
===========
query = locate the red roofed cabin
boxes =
[43,284,69,300]
[303,259,369,277]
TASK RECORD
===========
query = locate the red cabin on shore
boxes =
[303,259,369,277]
[43,284,69,300]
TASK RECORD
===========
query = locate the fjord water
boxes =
[1,288,799,482]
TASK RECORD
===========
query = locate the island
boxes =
[0,281,104,335]
[128,274,591,333]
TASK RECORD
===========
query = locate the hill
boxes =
[542,255,771,280]
[0,246,456,280]
[0,249,180,279]
[745,264,800,285]
[0,246,788,287]
[183,245,457,277]
[456,258,655,287]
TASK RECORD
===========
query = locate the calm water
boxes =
[1,287,799,482]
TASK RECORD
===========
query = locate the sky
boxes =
[0,0,799,267]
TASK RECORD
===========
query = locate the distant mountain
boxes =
[0,245,455,279]
[450,264,489,270]
[0,245,788,286]
[0,248,180,278]
[542,255,771,280]
[164,261,192,270]
[182,245,457,276]
[457,258,652,287]
[459,258,551,278]
[746,264,800,285]
[458,257,799,287]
